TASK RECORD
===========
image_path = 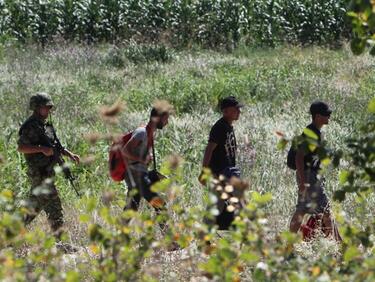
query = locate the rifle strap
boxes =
[47,121,65,151]
[152,137,157,171]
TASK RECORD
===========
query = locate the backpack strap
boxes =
[145,125,153,147]
[145,124,157,171]
[152,137,157,171]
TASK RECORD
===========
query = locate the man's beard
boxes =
[157,121,164,129]
[36,111,48,120]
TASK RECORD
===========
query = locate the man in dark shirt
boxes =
[18,93,80,242]
[199,96,243,229]
[289,101,341,241]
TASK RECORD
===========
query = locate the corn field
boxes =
[0,0,350,47]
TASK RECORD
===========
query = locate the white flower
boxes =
[258,218,268,225]
[256,262,268,271]
[209,194,218,204]
[221,193,229,200]
[210,208,219,216]
[226,205,235,212]
[224,185,234,193]
[229,197,239,203]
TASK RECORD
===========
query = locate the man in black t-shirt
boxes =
[199,96,243,230]
[289,101,341,241]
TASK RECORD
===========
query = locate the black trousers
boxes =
[123,169,162,211]
[213,166,241,230]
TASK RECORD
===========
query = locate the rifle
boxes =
[46,122,81,197]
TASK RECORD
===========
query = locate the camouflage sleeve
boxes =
[18,121,43,146]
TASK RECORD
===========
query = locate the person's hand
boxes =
[69,153,80,164]
[198,171,206,185]
[41,146,54,156]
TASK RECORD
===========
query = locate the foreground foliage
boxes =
[1,92,374,280]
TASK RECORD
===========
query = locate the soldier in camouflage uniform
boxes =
[17,93,80,239]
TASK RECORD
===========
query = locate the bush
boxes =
[104,46,127,68]
[1,149,375,280]
[123,43,174,64]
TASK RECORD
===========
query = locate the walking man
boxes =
[121,102,172,220]
[289,101,341,241]
[18,93,80,241]
[199,96,243,230]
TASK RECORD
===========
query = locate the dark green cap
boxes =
[29,92,54,110]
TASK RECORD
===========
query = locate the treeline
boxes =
[0,0,350,48]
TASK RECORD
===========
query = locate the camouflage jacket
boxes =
[18,115,59,170]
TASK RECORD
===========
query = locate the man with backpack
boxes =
[288,101,341,241]
[121,102,172,220]
[199,96,243,230]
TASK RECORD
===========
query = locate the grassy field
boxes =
[0,43,374,280]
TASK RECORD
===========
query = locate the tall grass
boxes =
[0,0,350,47]
[0,43,372,206]
[0,43,374,280]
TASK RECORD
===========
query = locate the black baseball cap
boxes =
[309,101,332,116]
[220,96,244,110]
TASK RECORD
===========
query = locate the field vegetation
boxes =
[0,42,374,280]
[1,0,375,280]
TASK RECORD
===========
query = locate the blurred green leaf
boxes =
[339,170,350,184]
[321,157,331,167]
[240,252,260,262]
[303,128,318,140]
[43,237,55,249]
[252,192,272,204]
[280,231,299,243]
[86,198,97,212]
[66,271,80,282]
[277,138,288,150]
[368,98,375,113]
[344,246,360,262]
[347,11,359,18]
[79,214,90,223]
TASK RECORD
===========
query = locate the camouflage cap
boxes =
[29,92,54,110]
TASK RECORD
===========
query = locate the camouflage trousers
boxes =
[24,168,64,238]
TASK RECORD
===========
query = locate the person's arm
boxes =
[202,142,217,168]
[199,142,217,185]
[17,144,53,156]
[62,148,80,164]
[18,122,54,156]
[295,149,306,194]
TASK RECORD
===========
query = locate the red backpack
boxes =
[109,126,153,182]
[300,214,342,242]
[301,215,320,241]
